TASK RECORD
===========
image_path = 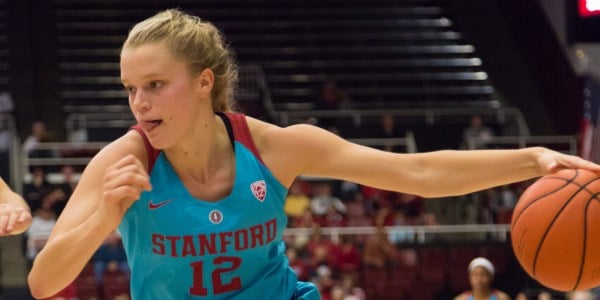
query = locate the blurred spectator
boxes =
[23,167,52,213]
[317,80,351,110]
[23,120,47,155]
[515,291,528,300]
[462,115,495,149]
[395,192,424,223]
[288,209,315,250]
[312,265,335,299]
[565,291,594,300]
[331,235,361,278]
[374,114,405,152]
[454,257,510,300]
[26,195,58,268]
[310,182,346,225]
[93,231,130,285]
[341,274,366,300]
[67,118,88,145]
[0,91,14,113]
[287,247,310,281]
[538,291,552,300]
[285,179,311,224]
[323,206,347,227]
[0,117,12,181]
[362,218,400,268]
[306,227,336,276]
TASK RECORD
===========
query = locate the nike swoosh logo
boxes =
[148,199,172,210]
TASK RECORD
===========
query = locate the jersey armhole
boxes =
[130,125,161,172]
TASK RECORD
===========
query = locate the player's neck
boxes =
[165,114,233,184]
[472,289,492,300]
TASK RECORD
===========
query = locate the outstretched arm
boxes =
[28,131,151,299]
[0,177,32,236]
[252,120,600,197]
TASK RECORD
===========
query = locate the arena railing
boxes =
[283,224,511,245]
[274,106,530,137]
[466,135,578,154]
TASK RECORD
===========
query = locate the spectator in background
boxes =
[0,118,13,181]
[23,121,47,155]
[374,114,405,152]
[331,235,361,278]
[286,247,310,282]
[454,257,510,300]
[462,115,495,149]
[284,179,311,225]
[362,215,400,269]
[93,231,129,285]
[317,80,351,110]
[0,91,14,113]
[26,195,58,268]
[23,167,51,213]
[67,118,88,145]
[310,182,346,226]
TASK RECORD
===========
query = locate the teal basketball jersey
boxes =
[119,113,320,299]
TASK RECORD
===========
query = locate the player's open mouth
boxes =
[141,120,163,132]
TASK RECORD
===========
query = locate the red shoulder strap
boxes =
[130,125,161,172]
[223,112,265,165]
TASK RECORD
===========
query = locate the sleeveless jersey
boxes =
[119,113,311,299]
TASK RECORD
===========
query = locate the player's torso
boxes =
[119,141,294,299]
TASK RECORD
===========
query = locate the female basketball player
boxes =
[28,9,600,300]
[0,177,32,236]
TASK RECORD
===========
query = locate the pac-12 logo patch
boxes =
[250,180,267,202]
[209,210,223,224]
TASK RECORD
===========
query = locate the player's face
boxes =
[121,43,206,149]
[468,266,492,292]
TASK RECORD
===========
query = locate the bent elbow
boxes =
[28,270,54,299]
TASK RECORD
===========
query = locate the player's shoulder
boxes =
[496,290,511,300]
[90,129,148,169]
[453,293,468,300]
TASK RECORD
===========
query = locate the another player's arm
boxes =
[28,131,150,299]
[252,120,600,197]
[0,177,32,235]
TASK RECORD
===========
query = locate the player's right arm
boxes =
[28,131,151,299]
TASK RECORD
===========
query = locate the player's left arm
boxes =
[0,177,32,235]
[250,118,600,198]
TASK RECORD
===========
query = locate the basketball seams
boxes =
[573,193,597,290]
[530,176,600,284]
[511,178,573,227]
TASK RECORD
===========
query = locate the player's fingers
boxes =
[110,154,141,170]
[105,164,151,191]
[103,184,144,205]
[0,210,9,235]
[17,210,32,223]
[5,210,19,232]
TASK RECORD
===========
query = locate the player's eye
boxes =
[148,81,163,89]
[124,86,136,94]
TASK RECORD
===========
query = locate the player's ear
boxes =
[196,68,214,91]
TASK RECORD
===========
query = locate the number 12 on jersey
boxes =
[189,256,242,296]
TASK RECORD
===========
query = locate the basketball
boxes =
[511,168,600,291]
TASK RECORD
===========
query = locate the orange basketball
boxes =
[511,168,600,291]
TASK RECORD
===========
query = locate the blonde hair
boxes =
[122,9,237,112]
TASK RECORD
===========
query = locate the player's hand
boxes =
[0,203,32,236]
[100,155,151,229]
[535,147,600,175]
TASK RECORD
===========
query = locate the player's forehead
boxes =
[120,43,186,83]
